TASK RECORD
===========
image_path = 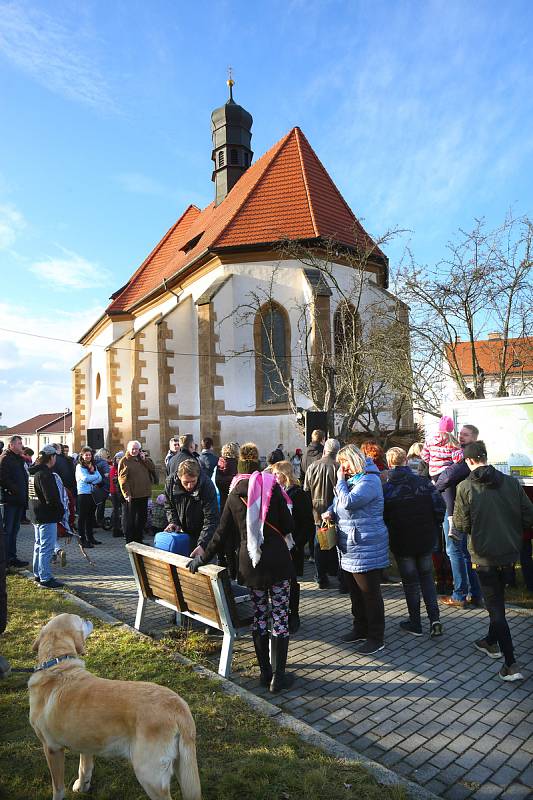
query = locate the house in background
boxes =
[0,412,73,454]
[74,81,408,461]
[444,333,533,402]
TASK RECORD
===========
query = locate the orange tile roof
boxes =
[449,338,533,375]
[107,127,383,315]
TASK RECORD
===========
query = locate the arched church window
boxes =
[95,372,101,400]
[230,148,239,165]
[334,302,360,360]
[254,302,290,405]
[218,150,225,168]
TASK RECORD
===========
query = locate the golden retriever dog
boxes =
[29,613,202,800]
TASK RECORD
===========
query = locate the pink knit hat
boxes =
[439,415,454,433]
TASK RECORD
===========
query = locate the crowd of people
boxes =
[1,419,532,691]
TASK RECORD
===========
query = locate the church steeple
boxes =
[211,74,253,206]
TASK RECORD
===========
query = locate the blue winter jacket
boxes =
[75,464,102,495]
[328,458,389,573]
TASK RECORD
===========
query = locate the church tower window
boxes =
[218,150,225,168]
[254,302,290,405]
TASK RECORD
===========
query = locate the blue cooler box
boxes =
[153,531,192,557]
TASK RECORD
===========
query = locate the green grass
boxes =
[505,567,533,609]
[0,575,407,800]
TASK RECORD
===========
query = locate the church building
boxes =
[73,81,402,460]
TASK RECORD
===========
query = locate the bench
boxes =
[126,542,253,678]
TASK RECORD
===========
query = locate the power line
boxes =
[0,326,304,360]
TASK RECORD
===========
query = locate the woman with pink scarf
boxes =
[189,442,295,692]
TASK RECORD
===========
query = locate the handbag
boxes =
[317,520,337,551]
[91,485,109,506]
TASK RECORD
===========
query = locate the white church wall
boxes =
[165,295,200,422]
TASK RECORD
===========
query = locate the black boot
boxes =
[288,583,301,634]
[252,631,272,687]
[270,636,294,693]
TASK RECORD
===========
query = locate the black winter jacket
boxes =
[454,466,533,567]
[167,448,202,478]
[202,478,295,589]
[214,457,238,511]
[300,442,324,480]
[383,466,446,557]
[28,464,64,524]
[286,484,315,576]
[54,453,77,493]
[435,458,470,515]
[164,471,219,549]
[0,449,28,507]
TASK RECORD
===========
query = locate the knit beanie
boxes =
[439,415,454,433]
[238,442,260,474]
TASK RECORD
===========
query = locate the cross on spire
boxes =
[227,65,234,100]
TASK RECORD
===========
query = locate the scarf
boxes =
[230,471,293,567]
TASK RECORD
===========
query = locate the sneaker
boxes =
[439,595,466,609]
[34,575,40,583]
[400,620,423,636]
[317,577,330,589]
[466,596,484,608]
[39,578,65,589]
[340,628,366,643]
[499,663,524,682]
[57,549,67,567]
[9,558,29,568]
[474,638,501,659]
[354,639,385,655]
[430,621,443,638]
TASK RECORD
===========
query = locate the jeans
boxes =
[3,504,24,562]
[111,493,123,534]
[343,568,385,643]
[445,524,482,602]
[124,497,148,544]
[396,552,439,625]
[520,539,533,591]
[33,522,57,582]
[476,566,515,667]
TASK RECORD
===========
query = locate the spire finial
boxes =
[227,65,234,101]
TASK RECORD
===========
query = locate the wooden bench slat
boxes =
[127,543,240,674]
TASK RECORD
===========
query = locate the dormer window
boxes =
[181,232,204,253]
[218,150,225,168]
[230,149,239,165]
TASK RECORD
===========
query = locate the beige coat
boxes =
[118,453,156,499]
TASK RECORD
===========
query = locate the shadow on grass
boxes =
[0,575,408,800]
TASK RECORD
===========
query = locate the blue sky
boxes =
[0,0,532,426]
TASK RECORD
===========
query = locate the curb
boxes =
[49,582,440,800]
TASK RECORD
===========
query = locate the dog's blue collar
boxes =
[34,654,80,673]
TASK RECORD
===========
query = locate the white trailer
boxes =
[444,396,533,488]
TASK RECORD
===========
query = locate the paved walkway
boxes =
[17,527,533,800]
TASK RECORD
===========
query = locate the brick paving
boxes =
[17,526,533,799]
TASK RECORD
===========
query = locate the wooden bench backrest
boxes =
[129,545,223,626]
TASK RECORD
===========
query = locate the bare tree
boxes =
[399,213,533,400]
[223,228,415,445]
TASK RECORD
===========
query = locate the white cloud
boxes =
[116,172,168,196]
[0,302,103,426]
[0,203,26,249]
[30,247,112,290]
[0,2,114,111]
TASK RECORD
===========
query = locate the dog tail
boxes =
[176,721,202,800]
